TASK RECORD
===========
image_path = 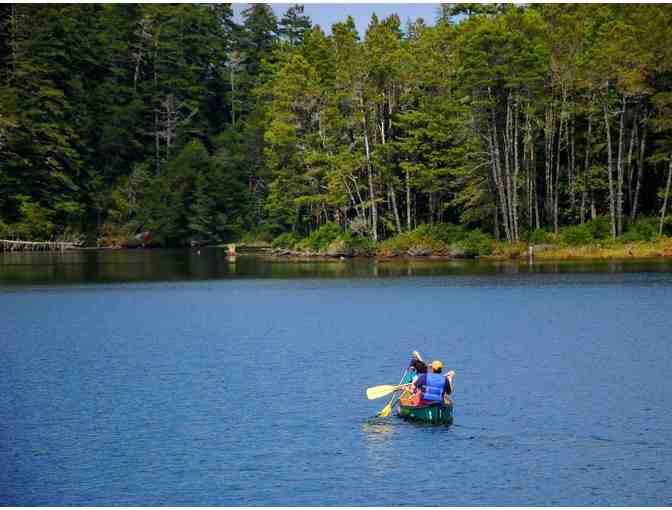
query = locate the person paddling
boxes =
[411,360,454,405]
[402,350,428,384]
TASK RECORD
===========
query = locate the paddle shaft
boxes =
[378,367,408,416]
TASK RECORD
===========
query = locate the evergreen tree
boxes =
[279,5,312,47]
[2,4,672,246]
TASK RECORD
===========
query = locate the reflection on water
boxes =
[1,248,672,285]
[362,418,396,442]
[362,418,401,476]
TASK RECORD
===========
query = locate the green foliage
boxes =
[296,222,342,252]
[585,216,612,241]
[54,201,84,230]
[236,229,274,245]
[272,232,300,249]
[279,5,312,47]
[379,224,494,256]
[559,217,612,245]
[559,224,594,246]
[271,226,373,255]
[423,224,469,244]
[462,230,495,256]
[3,4,672,252]
[664,215,672,236]
[522,228,553,244]
[379,228,438,254]
[621,216,661,242]
[12,196,55,240]
[339,230,376,254]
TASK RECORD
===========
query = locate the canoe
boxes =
[398,392,454,425]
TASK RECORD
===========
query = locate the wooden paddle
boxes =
[369,369,456,402]
[378,368,407,417]
[378,351,424,416]
[366,383,410,400]
[373,350,425,413]
[378,399,395,417]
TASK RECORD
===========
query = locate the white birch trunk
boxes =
[616,94,626,236]
[405,169,411,231]
[512,98,520,241]
[389,184,402,234]
[359,93,377,242]
[581,112,592,224]
[631,121,647,221]
[604,104,617,239]
[659,156,672,236]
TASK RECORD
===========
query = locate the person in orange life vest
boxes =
[410,360,455,405]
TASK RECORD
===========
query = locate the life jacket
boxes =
[421,373,445,402]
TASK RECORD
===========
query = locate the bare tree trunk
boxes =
[544,105,555,228]
[526,148,532,230]
[604,103,617,238]
[342,177,363,222]
[531,137,540,230]
[389,184,402,234]
[132,17,154,95]
[660,156,672,236]
[626,114,637,214]
[360,99,377,242]
[554,109,563,234]
[534,175,541,229]
[350,176,368,224]
[405,169,412,231]
[569,114,576,218]
[632,119,647,221]
[153,39,161,175]
[512,98,520,241]
[492,124,512,242]
[526,110,533,230]
[580,112,592,224]
[504,95,516,241]
[616,94,626,236]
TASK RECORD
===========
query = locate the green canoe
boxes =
[398,395,454,425]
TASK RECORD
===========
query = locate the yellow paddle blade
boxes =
[378,401,393,417]
[366,384,403,400]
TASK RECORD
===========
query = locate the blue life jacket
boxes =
[422,373,445,402]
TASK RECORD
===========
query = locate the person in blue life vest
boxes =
[411,360,455,404]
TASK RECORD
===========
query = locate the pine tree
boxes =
[279,5,312,47]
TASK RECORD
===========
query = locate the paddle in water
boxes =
[377,351,424,416]
[378,368,407,417]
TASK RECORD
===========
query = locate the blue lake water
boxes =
[1,250,672,505]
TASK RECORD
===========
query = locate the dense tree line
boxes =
[1,4,672,246]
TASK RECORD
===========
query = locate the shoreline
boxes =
[4,240,672,263]
[254,239,672,262]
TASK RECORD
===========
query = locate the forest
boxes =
[1,4,672,254]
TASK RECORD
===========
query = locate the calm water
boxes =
[1,249,672,505]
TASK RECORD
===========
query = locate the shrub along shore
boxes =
[264,216,672,261]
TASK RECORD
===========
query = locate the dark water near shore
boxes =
[1,249,672,505]
[2,247,672,284]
